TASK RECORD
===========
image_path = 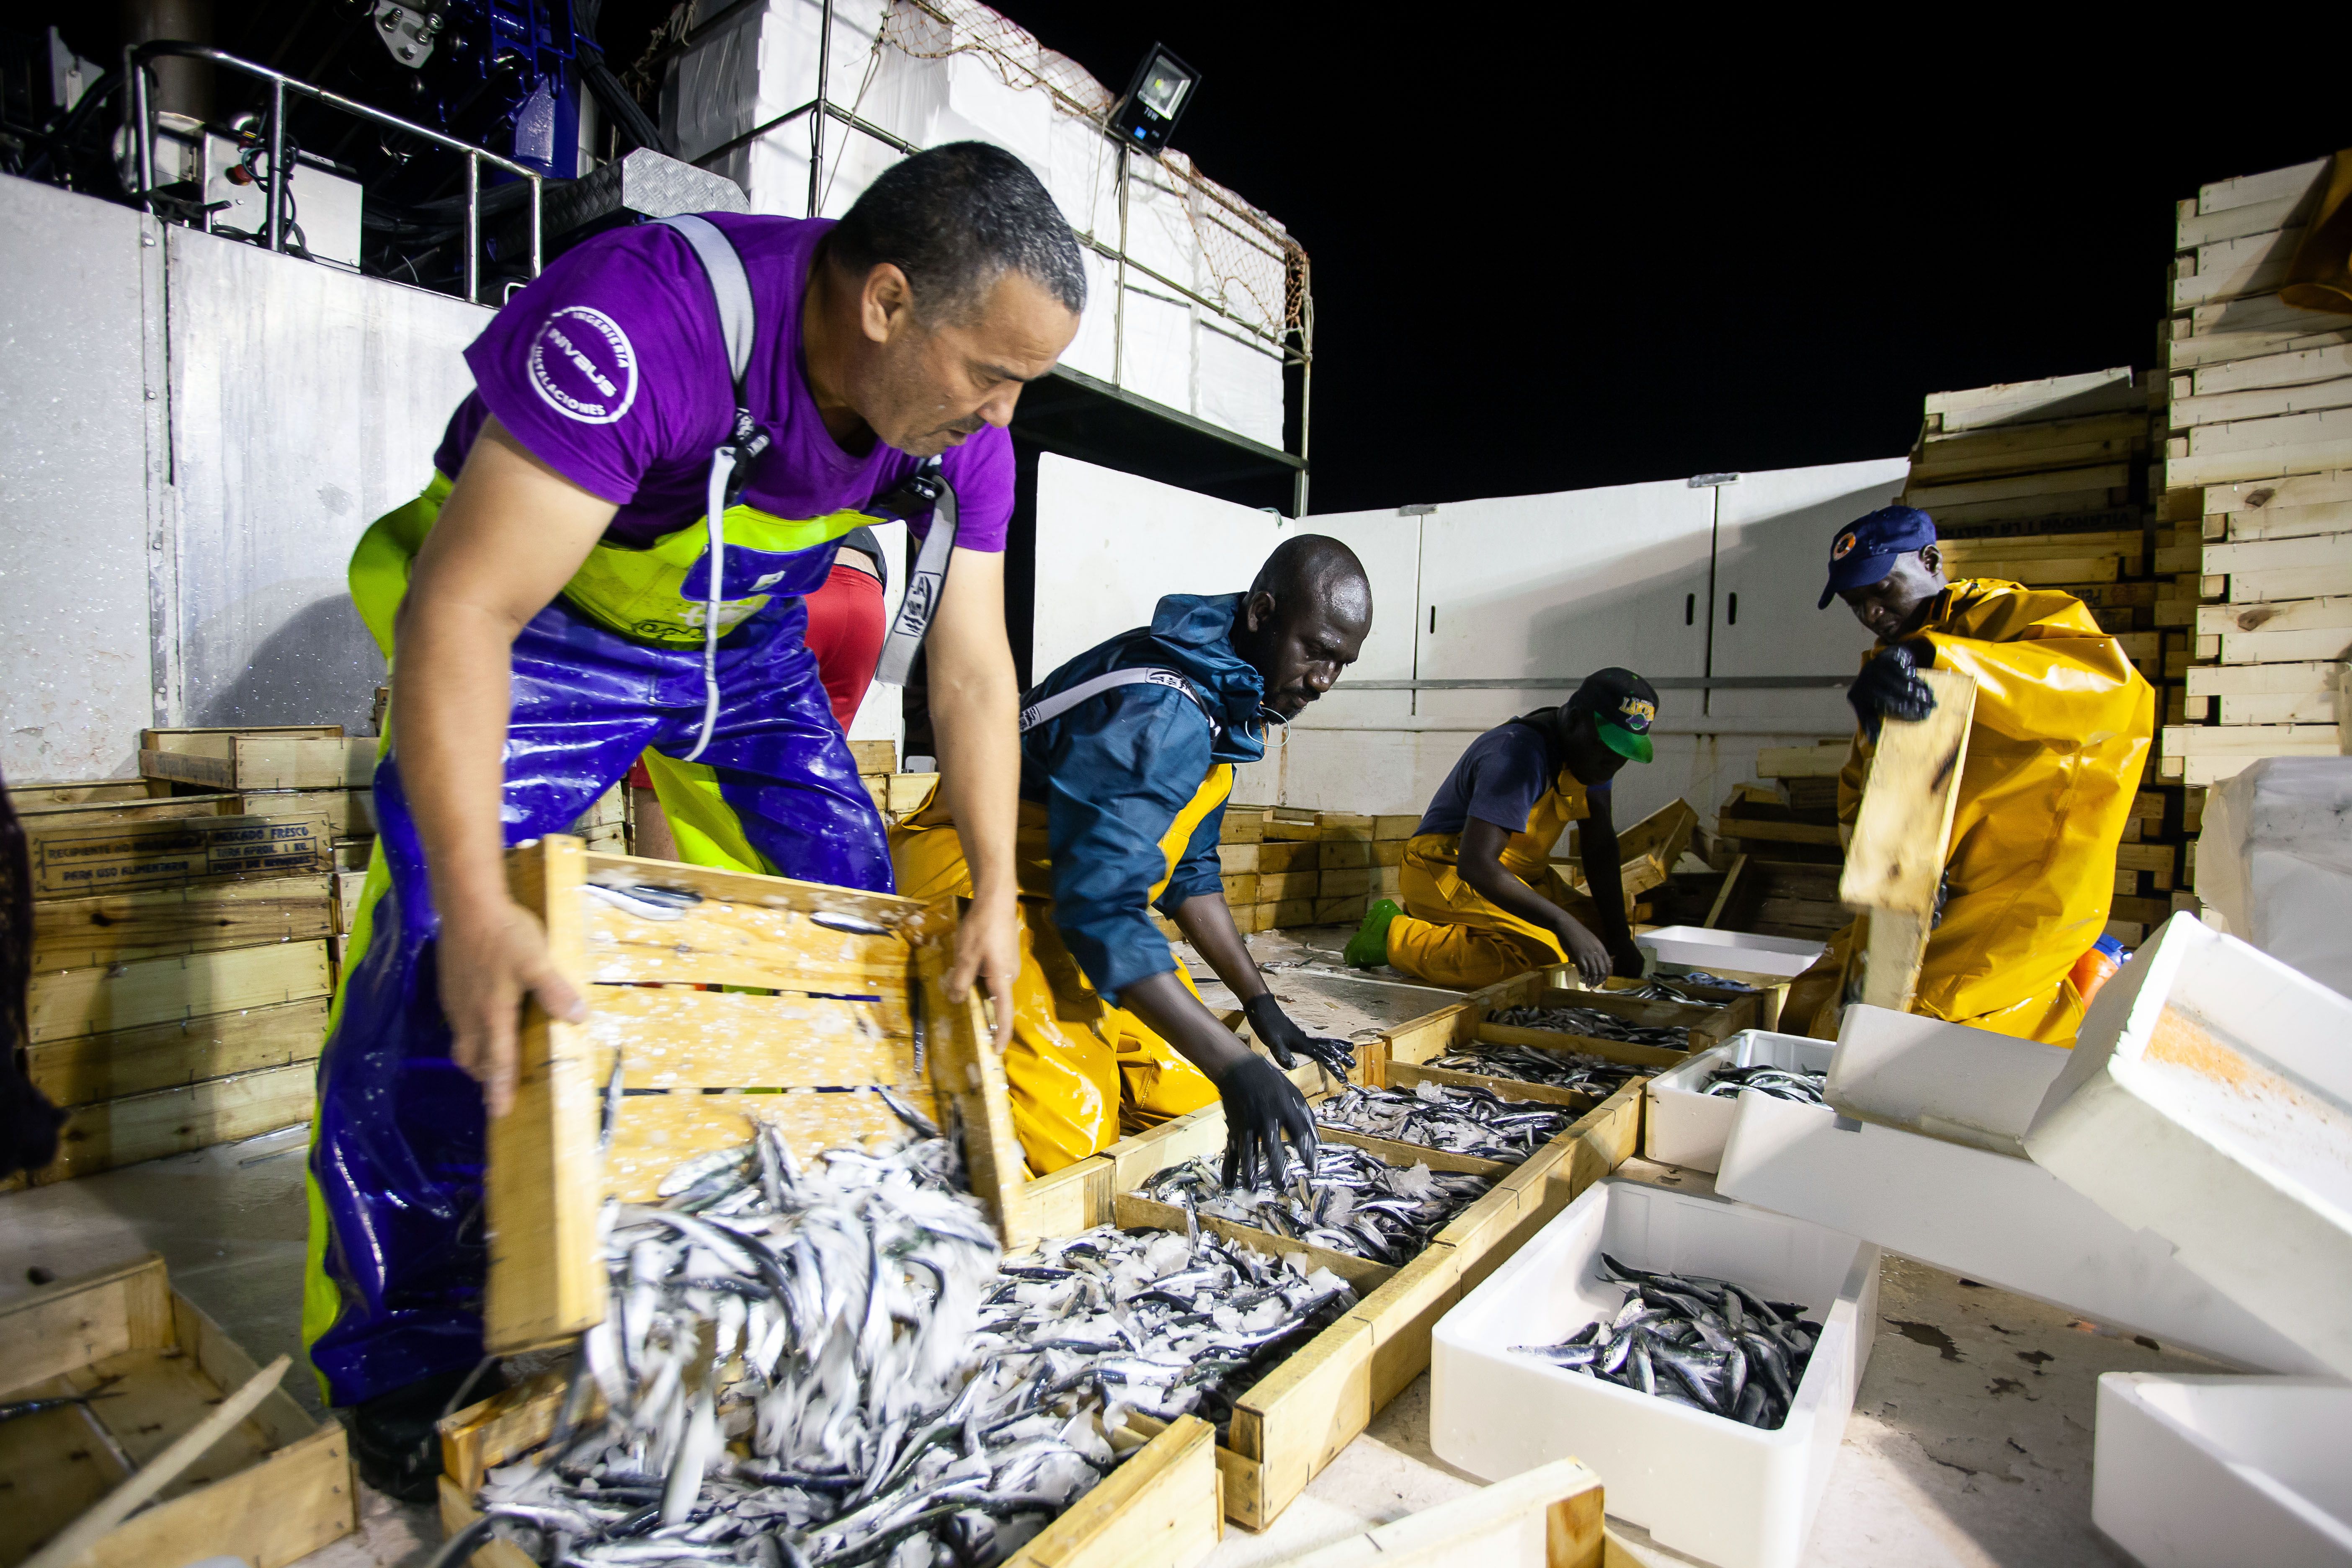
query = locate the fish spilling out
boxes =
[1139,1147,1491,1266]
[1314,1082,1572,1163]
[1491,1005,1688,1048]
[1702,1063,1827,1104]
[1429,1043,1644,1099]
[463,1119,1335,1568]
[1511,1253,1820,1429]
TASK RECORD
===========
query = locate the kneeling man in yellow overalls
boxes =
[1345,670,1658,990]
[895,536,1372,1186]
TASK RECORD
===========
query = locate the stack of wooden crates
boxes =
[2157,153,2352,924]
[1708,742,1852,942]
[1183,807,1411,938]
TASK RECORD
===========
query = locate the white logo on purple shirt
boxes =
[527,306,639,425]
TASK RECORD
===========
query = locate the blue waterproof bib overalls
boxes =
[302,218,941,1407]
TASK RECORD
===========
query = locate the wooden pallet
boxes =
[436,1378,1222,1568]
[0,1255,354,1568]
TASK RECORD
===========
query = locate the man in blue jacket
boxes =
[895,536,1372,1187]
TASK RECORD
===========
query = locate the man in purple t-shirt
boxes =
[308,143,1080,1496]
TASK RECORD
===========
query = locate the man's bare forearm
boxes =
[1578,824,1632,944]
[1173,892,1268,1004]
[394,598,525,928]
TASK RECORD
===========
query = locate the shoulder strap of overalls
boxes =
[1019,666,1223,743]
[655,213,768,761]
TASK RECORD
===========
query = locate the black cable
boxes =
[21,68,124,183]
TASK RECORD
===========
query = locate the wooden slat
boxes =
[1312,1127,1509,1178]
[1382,1061,1597,1111]
[602,1089,941,1204]
[1110,1194,1396,1292]
[31,875,333,970]
[28,941,331,1043]
[27,998,328,1106]
[78,1426,352,1568]
[588,988,920,1089]
[1474,1024,1690,1069]
[1841,670,1978,1015]
[0,1255,173,1400]
[484,837,602,1355]
[1269,1457,1604,1568]
[67,1345,275,1499]
[1006,1416,1220,1568]
[6,780,161,808]
[36,1063,318,1182]
[586,894,912,990]
[26,812,335,899]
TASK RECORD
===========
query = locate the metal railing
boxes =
[124,41,543,304]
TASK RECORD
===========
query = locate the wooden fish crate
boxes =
[1100,1073,1641,1531]
[487,835,1099,1351]
[139,726,374,792]
[1264,1457,1608,1568]
[0,1255,355,1568]
[1462,970,1756,1057]
[437,1378,1223,1568]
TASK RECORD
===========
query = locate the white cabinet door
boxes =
[1416,478,1716,732]
[1708,459,1911,732]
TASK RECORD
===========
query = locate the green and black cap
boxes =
[1568,668,1658,763]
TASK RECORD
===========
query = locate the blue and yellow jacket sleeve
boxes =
[1158,802,1228,915]
[1037,685,1217,1006]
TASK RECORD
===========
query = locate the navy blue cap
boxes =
[1818,505,1937,609]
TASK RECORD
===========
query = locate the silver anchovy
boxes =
[1429,1043,1644,1099]
[1138,1146,1491,1266]
[1491,1004,1689,1047]
[1510,1251,1820,1429]
[1313,1082,1572,1164]
[1701,1063,1827,1105]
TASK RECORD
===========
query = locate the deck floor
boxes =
[0,926,2204,1567]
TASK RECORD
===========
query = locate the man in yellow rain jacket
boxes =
[1784,505,2153,1044]
[1344,670,1659,990]
[895,536,1373,1186]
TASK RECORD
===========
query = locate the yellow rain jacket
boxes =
[1386,766,1608,990]
[1785,579,2154,1044]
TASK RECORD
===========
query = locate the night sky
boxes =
[993,9,2346,514]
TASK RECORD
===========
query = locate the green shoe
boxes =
[1344,899,1403,969]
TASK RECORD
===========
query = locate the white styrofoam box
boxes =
[2027,912,2352,1378]
[1116,282,1193,420]
[2093,1374,2352,1567]
[1718,1060,2329,1374]
[2198,756,2352,998]
[1825,1004,2068,1157]
[1055,247,1118,382]
[1044,106,1119,242]
[1431,1179,1879,1568]
[1645,1031,1833,1174]
[1194,318,1284,451]
[1638,925,1826,979]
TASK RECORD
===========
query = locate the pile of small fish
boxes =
[1314,1082,1572,1163]
[1668,970,1756,992]
[977,1226,1357,1441]
[1491,1004,1688,1048]
[1139,1147,1491,1266]
[460,1108,1346,1568]
[1702,1062,1827,1105]
[1511,1253,1820,1429]
[1429,1043,1644,1099]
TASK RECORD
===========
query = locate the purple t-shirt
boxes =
[433,214,1011,552]
[1416,719,1605,837]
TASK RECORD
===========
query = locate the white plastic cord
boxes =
[683,449,735,762]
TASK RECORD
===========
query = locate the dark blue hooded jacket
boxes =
[1019,593,1271,1004]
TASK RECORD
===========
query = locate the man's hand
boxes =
[439,898,587,1118]
[1848,641,1937,743]
[1215,1053,1319,1191]
[947,887,1018,1050]
[1607,935,1646,980]
[1556,915,1612,986]
[1242,994,1356,1080]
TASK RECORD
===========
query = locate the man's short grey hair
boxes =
[828,141,1086,324]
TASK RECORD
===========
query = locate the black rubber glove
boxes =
[1847,641,1937,743]
[1215,1052,1319,1191]
[1243,994,1357,1080]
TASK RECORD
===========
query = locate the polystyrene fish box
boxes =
[1430,1179,1878,1568]
[1825,1004,2066,1158]
[1637,926,1825,980]
[2093,1374,2352,1567]
[2025,912,2352,1379]
[1645,1031,1833,1174]
[1717,1060,2326,1375]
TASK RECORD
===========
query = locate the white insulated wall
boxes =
[662,0,1287,449]
[1032,454,1911,834]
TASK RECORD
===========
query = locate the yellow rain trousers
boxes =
[1782,579,2154,1046]
[1385,773,1606,990]
[890,778,1226,1175]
